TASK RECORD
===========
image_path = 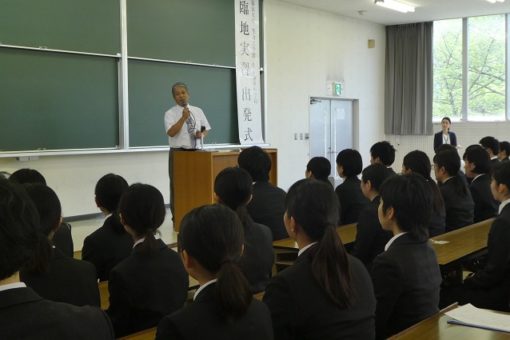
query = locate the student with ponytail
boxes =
[107,184,188,337]
[433,149,474,230]
[20,184,99,307]
[156,204,273,340]
[402,150,446,236]
[263,179,375,340]
[214,167,273,293]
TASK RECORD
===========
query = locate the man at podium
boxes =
[164,82,211,221]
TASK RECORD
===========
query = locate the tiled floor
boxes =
[69,209,178,252]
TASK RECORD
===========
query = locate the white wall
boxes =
[0,152,170,217]
[0,0,387,217]
[264,0,386,191]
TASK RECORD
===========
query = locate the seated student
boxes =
[82,173,133,281]
[0,179,114,339]
[402,150,446,236]
[156,205,273,340]
[371,174,442,339]
[238,146,288,240]
[433,149,474,231]
[107,184,189,337]
[263,179,376,340]
[455,162,510,312]
[9,168,74,257]
[463,145,498,222]
[305,156,331,185]
[20,184,100,307]
[335,149,369,225]
[480,136,501,166]
[351,164,393,269]
[370,141,397,175]
[214,167,273,293]
[499,141,510,162]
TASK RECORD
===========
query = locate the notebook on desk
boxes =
[446,304,510,333]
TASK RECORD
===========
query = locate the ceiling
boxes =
[281,0,510,25]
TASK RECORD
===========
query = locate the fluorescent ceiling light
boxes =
[374,0,415,13]
[486,0,505,3]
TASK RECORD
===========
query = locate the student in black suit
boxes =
[498,141,510,162]
[305,156,331,185]
[238,146,288,240]
[455,162,510,312]
[107,184,188,337]
[370,141,397,175]
[371,174,442,339]
[214,167,273,293]
[156,204,273,340]
[351,164,393,269]
[433,117,457,152]
[463,145,498,222]
[264,179,376,340]
[480,136,501,166]
[0,179,114,339]
[9,168,74,257]
[433,149,474,230]
[20,184,100,307]
[402,150,446,236]
[335,149,369,224]
[82,173,133,281]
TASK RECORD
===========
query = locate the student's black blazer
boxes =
[335,176,369,225]
[263,245,376,340]
[156,283,273,340]
[247,181,288,240]
[53,222,74,257]
[351,196,393,269]
[21,248,100,307]
[371,233,442,339]
[240,221,274,293]
[438,177,474,231]
[82,215,134,281]
[463,204,510,310]
[106,239,189,337]
[0,287,114,339]
[469,174,498,222]
[434,131,457,151]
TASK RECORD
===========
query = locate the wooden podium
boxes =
[172,148,278,231]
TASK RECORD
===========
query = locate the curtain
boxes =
[385,22,433,135]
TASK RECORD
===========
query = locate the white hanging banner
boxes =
[235,0,263,144]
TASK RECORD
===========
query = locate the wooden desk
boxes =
[390,304,510,339]
[431,218,494,266]
[99,276,200,310]
[272,223,357,250]
[119,327,156,340]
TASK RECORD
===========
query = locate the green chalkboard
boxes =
[127,0,235,66]
[0,48,119,151]
[0,0,120,54]
[129,59,238,147]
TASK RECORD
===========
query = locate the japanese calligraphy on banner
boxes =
[235,0,263,144]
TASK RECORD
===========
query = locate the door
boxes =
[309,97,354,186]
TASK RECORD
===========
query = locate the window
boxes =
[433,19,463,120]
[433,15,508,122]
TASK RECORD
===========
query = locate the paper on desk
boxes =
[446,304,510,333]
[430,239,449,245]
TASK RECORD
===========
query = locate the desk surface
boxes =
[272,223,357,250]
[390,304,510,339]
[431,218,494,266]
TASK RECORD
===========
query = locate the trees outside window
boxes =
[433,15,507,122]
